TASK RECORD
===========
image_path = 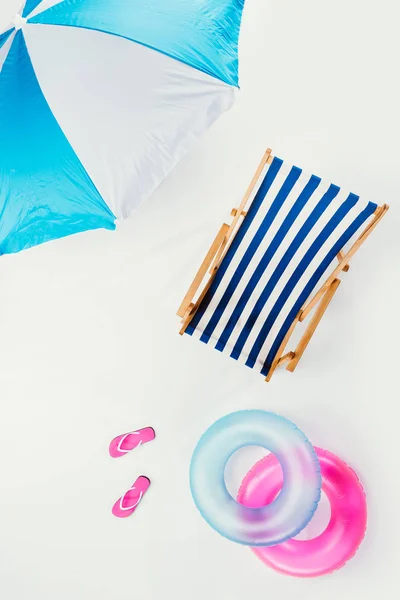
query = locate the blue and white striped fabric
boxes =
[186,157,377,377]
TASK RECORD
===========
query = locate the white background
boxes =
[0,1,399,598]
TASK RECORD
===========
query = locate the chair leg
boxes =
[214,149,273,269]
[278,351,296,366]
[265,312,301,381]
[177,222,229,318]
[179,257,221,335]
[286,278,341,373]
[300,204,388,322]
[337,250,350,272]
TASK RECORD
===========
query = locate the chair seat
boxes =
[186,157,377,376]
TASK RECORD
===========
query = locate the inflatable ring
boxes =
[238,447,367,576]
[190,410,321,546]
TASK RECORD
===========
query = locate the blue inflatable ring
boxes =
[190,410,321,546]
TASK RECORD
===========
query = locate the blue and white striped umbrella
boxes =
[0,0,245,254]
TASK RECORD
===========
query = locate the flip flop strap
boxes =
[119,487,143,511]
[117,431,142,453]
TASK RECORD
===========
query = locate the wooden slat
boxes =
[208,230,231,275]
[177,223,229,318]
[230,209,247,218]
[278,351,296,366]
[178,149,274,325]
[265,312,301,381]
[299,204,389,322]
[179,266,217,335]
[286,278,341,372]
[220,149,272,255]
[236,149,272,218]
[337,250,350,272]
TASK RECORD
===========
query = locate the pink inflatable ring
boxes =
[238,447,367,578]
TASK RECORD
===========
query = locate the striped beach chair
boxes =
[178,149,388,381]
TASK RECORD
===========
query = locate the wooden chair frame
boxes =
[177,149,389,381]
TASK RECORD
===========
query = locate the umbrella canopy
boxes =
[0,0,245,254]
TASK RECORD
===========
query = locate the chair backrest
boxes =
[185,156,378,377]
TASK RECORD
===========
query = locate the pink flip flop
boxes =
[109,427,155,458]
[112,476,151,518]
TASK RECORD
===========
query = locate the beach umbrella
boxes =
[0,0,245,254]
